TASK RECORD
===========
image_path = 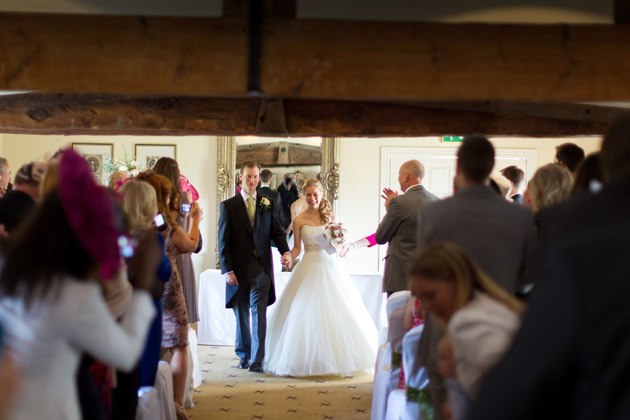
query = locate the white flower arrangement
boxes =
[103,146,139,177]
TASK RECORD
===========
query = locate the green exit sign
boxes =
[442,136,464,142]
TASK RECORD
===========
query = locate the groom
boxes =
[218,161,292,373]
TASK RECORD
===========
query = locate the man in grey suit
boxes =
[413,135,536,420]
[416,135,537,295]
[375,160,438,296]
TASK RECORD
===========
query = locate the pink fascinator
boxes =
[180,174,199,201]
[58,148,121,280]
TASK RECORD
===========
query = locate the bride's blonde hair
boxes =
[304,178,333,225]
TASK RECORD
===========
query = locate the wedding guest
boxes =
[288,179,308,233]
[415,135,536,419]
[570,152,603,196]
[0,161,46,234]
[471,114,630,420]
[0,149,159,420]
[437,335,471,420]
[523,164,572,234]
[500,165,525,203]
[153,157,202,324]
[140,171,200,419]
[554,142,585,174]
[258,169,290,230]
[0,157,10,197]
[489,173,511,199]
[277,173,298,225]
[409,243,524,400]
[376,160,438,296]
[108,170,130,191]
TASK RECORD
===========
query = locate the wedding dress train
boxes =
[264,225,378,376]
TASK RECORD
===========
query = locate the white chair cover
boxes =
[385,389,406,420]
[183,328,203,409]
[154,361,177,420]
[136,386,159,420]
[387,291,411,319]
[371,343,392,420]
[402,325,431,420]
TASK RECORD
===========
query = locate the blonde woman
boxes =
[409,242,524,400]
[264,178,378,377]
[524,163,573,213]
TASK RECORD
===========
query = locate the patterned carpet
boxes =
[188,345,374,420]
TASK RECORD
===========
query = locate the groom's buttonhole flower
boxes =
[259,197,271,210]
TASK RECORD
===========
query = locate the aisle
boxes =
[188,345,373,419]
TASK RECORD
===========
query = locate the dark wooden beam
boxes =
[2,14,630,101]
[615,0,630,23]
[0,93,621,137]
[223,0,296,18]
[237,141,320,166]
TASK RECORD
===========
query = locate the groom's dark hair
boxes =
[240,161,260,173]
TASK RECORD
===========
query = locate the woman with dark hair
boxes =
[0,149,160,420]
[138,170,200,419]
[570,152,603,196]
[153,157,202,324]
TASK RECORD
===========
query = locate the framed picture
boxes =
[135,144,177,170]
[71,143,113,184]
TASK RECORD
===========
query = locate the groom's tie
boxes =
[247,196,256,227]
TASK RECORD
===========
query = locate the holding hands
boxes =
[381,188,399,210]
[281,252,293,269]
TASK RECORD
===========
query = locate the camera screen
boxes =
[154,213,166,227]
[181,203,191,213]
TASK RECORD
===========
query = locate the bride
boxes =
[264,178,378,376]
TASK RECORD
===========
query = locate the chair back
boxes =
[402,325,432,420]
[386,291,411,319]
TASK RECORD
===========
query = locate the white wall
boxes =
[336,136,602,274]
[0,134,218,275]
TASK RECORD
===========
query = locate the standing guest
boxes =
[0,149,159,420]
[415,135,536,419]
[500,166,525,203]
[523,163,572,230]
[108,170,130,191]
[277,173,298,227]
[471,114,630,420]
[139,171,201,419]
[570,152,603,196]
[0,161,46,234]
[153,157,202,324]
[258,169,290,230]
[554,142,585,174]
[218,161,291,373]
[376,160,438,296]
[417,135,537,295]
[410,243,523,400]
[0,157,11,197]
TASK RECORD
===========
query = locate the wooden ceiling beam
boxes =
[0,93,619,137]
[2,14,630,101]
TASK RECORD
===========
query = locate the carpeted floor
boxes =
[187,345,373,419]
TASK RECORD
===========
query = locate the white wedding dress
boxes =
[264,224,378,376]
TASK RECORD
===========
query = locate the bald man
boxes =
[375,160,438,295]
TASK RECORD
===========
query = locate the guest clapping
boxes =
[0,149,160,420]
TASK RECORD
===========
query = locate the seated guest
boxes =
[437,334,471,420]
[409,242,524,400]
[0,161,46,233]
[570,152,603,196]
[0,149,159,420]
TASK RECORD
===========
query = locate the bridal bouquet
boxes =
[324,223,351,257]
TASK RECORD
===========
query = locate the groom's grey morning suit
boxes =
[218,190,290,364]
[375,184,438,293]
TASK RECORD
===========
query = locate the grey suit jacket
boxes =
[375,184,439,293]
[416,184,537,294]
